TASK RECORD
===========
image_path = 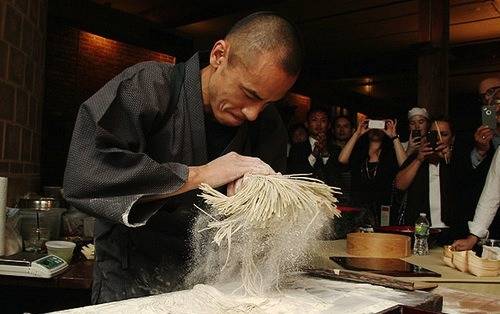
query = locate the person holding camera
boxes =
[471,77,500,167]
[401,107,431,157]
[395,118,472,243]
[338,117,406,224]
[449,77,500,249]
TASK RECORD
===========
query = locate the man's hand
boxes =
[474,126,495,156]
[416,142,434,162]
[315,132,329,156]
[142,152,275,201]
[451,235,479,251]
[435,141,451,161]
[199,152,275,189]
[407,132,422,156]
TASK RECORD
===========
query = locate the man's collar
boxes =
[309,136,317,147]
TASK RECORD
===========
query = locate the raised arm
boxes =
[394,142,433,190]
[383,119,407,166]
[338,120,367,164]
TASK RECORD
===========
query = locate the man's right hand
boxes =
[313,132,328,157]
[474,125,495,156]
[416,142,434,162]
[196,152,275,189]
[140,152,275,201]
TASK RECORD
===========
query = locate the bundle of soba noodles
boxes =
[188,174,340,296]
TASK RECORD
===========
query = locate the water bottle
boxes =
[413,213,430,255]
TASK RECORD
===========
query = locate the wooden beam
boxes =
[417,0,450,117]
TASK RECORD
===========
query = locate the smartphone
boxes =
[482,105,496,129]
[426,130,439,150]
[411,129,421,142]
[368,119,385,129]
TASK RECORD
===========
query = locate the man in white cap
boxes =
[402,107,431,156]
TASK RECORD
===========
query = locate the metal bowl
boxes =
[17,196,60,211]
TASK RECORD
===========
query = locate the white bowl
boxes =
[46,240,76,263]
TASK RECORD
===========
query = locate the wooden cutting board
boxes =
[306,268,438,291]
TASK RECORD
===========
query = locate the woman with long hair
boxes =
[339,118,406,224]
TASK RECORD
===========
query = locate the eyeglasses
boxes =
[480,86,500,97]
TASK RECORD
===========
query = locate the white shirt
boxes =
[307,137,329,167]
[468,147,500,238]
[428,163,448,228]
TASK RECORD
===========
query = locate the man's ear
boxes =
[209,40,228,68]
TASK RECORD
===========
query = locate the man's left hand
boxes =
[451,235,479,251]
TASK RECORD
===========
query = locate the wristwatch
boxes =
[391,135,400,141]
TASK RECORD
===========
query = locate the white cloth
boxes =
[468,147,500,238]
[53,278,404,314]
[307,136,329,167]
[428,164,448,228]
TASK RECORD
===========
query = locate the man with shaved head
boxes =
[64,12,302,304]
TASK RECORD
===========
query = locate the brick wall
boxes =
[0,0,47,206]
[77,31,175,103]
[42,21,175,186]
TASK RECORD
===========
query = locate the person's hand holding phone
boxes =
[474,125,495,156]
[354,118,369,138]
[416,142,434,162]
[382,119,397,138]
[434,140,451,160]
[407,129,422,155]
[426,130,439,151]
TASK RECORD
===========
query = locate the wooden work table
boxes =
[311,240,500,313]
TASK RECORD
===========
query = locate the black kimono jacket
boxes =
[63,53,287,303]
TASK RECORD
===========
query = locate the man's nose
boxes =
[242,103,263,121]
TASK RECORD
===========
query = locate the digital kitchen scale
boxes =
[0,252,68,278]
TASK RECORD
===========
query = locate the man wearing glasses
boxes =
[453,77,500,250]
[473,77,500,165]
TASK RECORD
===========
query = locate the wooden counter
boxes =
[0,259,93,313]
[0,259,93,289]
